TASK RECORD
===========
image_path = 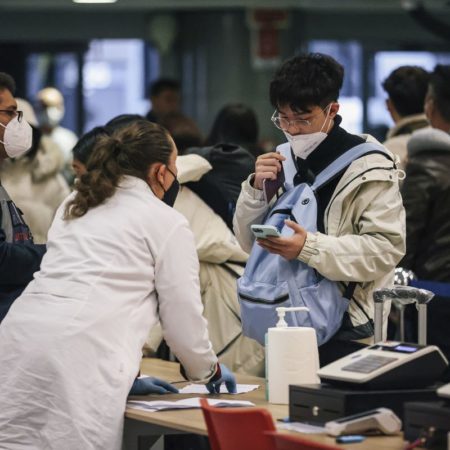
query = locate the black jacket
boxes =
[0,192,46,321]
[400,128,450,282]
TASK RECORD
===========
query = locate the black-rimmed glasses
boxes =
[0,110,24,123]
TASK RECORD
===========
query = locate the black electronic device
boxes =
[317,341,448,389]
[289,383,439,425]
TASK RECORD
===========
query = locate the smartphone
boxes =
[263,169,285,204]
[251,224,281,239]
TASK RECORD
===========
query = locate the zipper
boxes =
[239,293,289,305]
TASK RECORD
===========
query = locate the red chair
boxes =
[199,398,276,450]
[266,431,341,450]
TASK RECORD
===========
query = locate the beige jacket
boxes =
[0,135,70,244]
[147,155,265,376]
[383,114,429,171]
[233,138,406,342]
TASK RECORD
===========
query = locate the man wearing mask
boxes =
[233,53,406,365]
[0,72,46,321]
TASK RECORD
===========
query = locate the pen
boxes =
[336,435,366,444]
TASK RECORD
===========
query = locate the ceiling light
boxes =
[73,0,118,3]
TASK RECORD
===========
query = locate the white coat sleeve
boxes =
[232,175,269,253]
[298,180,406,282]
[155,219,218,382]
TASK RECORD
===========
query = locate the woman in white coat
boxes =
[0,119,235,450]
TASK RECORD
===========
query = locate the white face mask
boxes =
[283,105,332,160]
[0,116,33,158]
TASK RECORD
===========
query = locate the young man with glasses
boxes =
[233,53,406,364]
[0,72,46,321]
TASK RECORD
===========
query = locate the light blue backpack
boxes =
[237,142,391,346]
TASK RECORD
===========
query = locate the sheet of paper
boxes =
[277,421,326,434]
[178,383,260,395]
[127,397,255,412]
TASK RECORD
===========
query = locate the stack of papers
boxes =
[179,384,259,395]
[127,397,255,412]
[277,421,326,434]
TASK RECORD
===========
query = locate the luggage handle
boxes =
[373,287,434,345]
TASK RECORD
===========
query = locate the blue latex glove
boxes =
[129,376,179,395]
[206,364,237,394]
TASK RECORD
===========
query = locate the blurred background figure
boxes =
[0,98,70,244]
[146,78,181,124]
[382,65,430,170]
[205,103,263,158]
[183,103,258,230]
[36,87,78,184]
[159,112,204,152]
[400,64,450,381]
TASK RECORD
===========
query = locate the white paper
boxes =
[178,383,259,395]
[277,421,326,434]
[127,397,255,412]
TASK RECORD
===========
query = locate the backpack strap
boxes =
[311,142,392,191]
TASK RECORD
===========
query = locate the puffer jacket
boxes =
[234,136,406,342]
[146,154,265,376]
[400,128,450,282]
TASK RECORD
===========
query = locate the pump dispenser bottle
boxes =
[267,306,320,404]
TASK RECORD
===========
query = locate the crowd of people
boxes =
[0,52,449,449]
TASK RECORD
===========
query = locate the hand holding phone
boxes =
[251,224,281,239]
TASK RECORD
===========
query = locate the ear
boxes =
[329,102,340,119]
[147,162,164,185]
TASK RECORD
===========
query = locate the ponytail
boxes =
[64,120,172,220]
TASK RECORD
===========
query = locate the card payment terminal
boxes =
[318,341,448,389]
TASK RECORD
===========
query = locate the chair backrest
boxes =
[200,398,276,450]
[265,431,341,450]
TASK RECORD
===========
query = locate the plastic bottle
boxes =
[266,306,320,404]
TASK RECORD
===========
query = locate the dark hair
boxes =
[0,72,16,94]
[269,53,344,113]
[382,66,430,117]
[106,114,144,130]
[206,103,259,148]
[72,126,109,166]
[148,78,180,98]
[159,112,203,154]
[64,120,172,220]
[429,64,450,122]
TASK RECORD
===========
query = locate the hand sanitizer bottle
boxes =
[267,306,320,404]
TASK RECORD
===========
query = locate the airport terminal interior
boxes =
[0,0,450,449]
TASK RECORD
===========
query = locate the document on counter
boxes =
[277,421,326,434]
[127,397,255,412]
[178,384,260,395]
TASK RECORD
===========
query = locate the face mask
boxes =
[0,116,33,159]
[38,106,64,128]
[283,105,332,160]
[160,167,180,207]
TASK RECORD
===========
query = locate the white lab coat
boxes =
[0,176,217,450]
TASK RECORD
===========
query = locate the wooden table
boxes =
[123,358,406,450]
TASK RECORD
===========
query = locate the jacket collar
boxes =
[408,128,450,157]
[386,113,429,139]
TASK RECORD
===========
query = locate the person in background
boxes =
[233,53,406,366]
[400,64,450,380]
[205,103,264,158]
[159,111,205,151]
[145,78,181,123]
[183,104,257,230]
[0,119,236,450]
[0,98,70,243]
[382,65,430,170]
[36,86,78,183]
[0,72,46,322]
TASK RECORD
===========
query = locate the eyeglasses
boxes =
[271,106,329,132]
[0,110,24,123]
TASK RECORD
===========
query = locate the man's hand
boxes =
[253,152,286,190]
[256,220,307,260]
